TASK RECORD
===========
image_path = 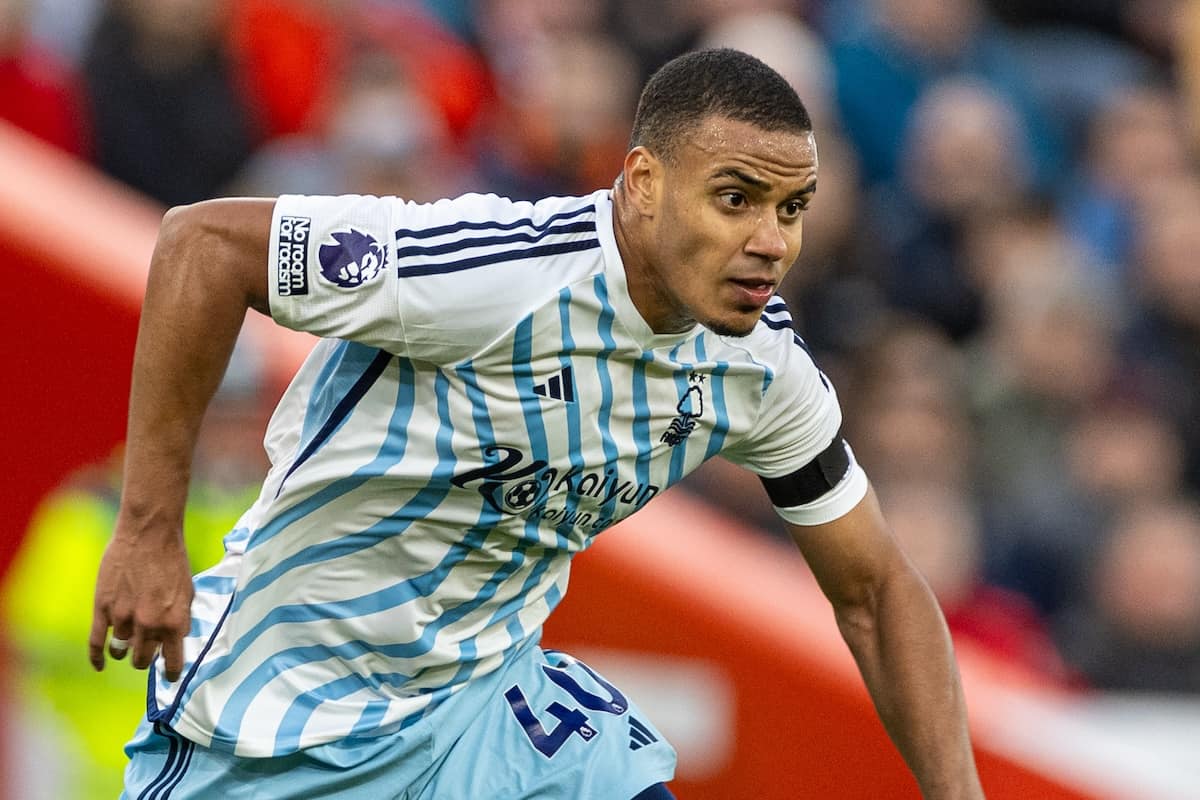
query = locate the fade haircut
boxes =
[629,48,813,163]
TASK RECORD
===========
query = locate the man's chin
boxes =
[703,314,759,338]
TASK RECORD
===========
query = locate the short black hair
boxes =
[630,48,813,161]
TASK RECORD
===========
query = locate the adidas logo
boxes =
[628,716,658,750]
[532,365,575,403]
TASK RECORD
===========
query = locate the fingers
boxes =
[160,635,185,683]
[108,635,130,659]
[90,607,180,678]
[131,629,157,671]
[89,610,137,671]
[88,610,111,671]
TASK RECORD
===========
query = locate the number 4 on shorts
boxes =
[505,661,630,758]
[504,685,598,758]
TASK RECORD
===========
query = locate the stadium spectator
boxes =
[0,0,90,156]
[1065,401,1187,513]
[879,481,1074,684]
[233,47,475,200]
[1122,170,1200,494]
[824,0,1063,192]
[966,210,1121,612]
[868,78,1036,340]
[81,0,258,206]
[471,25,640,198]
[1058,85,1193,295]
[1053,500,1200,692]
[840,316,974,493]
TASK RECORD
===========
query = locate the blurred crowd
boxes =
[6,4,1200,788]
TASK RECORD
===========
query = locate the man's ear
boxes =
[621,147,662,217]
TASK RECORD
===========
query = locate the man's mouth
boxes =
[729,278,777,305]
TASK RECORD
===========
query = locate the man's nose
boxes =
[745,214,790,261]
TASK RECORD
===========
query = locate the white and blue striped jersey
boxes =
[150,189,868,756]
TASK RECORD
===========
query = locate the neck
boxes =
[611,182,693,334]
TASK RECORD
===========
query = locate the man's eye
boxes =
[781,200,807,219]
[720,192,747,208]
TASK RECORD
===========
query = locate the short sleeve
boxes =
[268,194,406,350]
[723,328,843,477]
[721,308,868,525]
[268,191,605,365]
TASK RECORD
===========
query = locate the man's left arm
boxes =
[788,484,985,799]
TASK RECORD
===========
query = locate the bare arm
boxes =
[789,485,984,799]
[89,198,276,681]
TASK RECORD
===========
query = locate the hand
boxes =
[89,521,194,682]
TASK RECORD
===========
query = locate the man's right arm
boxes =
[89,198,276,682]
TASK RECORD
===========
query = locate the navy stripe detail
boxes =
[630,716,657,740]
[763,300,789,316]
[150,594,236,723]
[136,723,180,800]
[759,311,819,362]
[395,220,595,258]
[158,737,195,799]
[274,348,393,497]
[394,203,595,241]
[396,238,600,279]
[760,316,792,332]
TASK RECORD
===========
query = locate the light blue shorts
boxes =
[122,646,676,799]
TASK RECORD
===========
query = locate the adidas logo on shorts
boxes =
[628,716,658,750]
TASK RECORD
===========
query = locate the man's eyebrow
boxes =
[711,167,771,190]
[712,170,817,199]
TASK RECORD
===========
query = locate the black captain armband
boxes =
[759,433,852,507]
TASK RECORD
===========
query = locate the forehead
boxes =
[673,116,818,185]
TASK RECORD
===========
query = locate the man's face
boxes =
[631,116,817,336]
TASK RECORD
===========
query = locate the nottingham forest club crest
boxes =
[661,372,705,446]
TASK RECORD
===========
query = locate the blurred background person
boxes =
[840,316,975,494]
[824,0,1063,194]
[81,0,258,206]
[233,46,477,200]
[965,211,1122,614]
[1053,500,1200,692]
[1058,85,1194,300]
[878,480,1073,684]
[0,0,89,156]
[1122,169,1200,494]
[866,77,1036,341]
[470,5,640,198]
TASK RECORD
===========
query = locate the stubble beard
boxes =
[702,313,758,338]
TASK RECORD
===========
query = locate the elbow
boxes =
[150,199,273,313]
[831,556,927,643]
[832,580,883,644]
[155,201,217,262]
[158,200,225,246]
